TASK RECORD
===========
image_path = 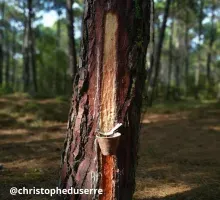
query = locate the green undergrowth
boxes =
[0,93,70,130]
[144,98,219,114]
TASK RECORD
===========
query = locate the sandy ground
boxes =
[0,95,220,200]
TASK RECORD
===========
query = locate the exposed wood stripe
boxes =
[100,12,117,132]
[100,12,118,200]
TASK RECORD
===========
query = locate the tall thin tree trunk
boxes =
[175,55,180,99]
[66,0,77,78]
[147,0,155,90]
[149,0,172,106]
[185,11,189,97]
[54,10,61,95]
[30,27,37,93]
[59,1,151,200]
[23,0,37,93]
[166,18,174,100]
[23,2,30,92]
[174,23,183,100]
[11,27,16,88]
[38,52,45,92]
[28,0,37,93]
[206,0,216,90]
[0,1,5,86]
[5,30,10,87]
[195,0,204,99]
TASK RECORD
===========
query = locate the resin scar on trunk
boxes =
[100,12,118,200]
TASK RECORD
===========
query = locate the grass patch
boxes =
[145,98,218,114]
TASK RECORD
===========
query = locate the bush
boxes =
[0,85,14,95]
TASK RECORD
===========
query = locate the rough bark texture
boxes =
[66,0,77,77]
[59,0,151,200]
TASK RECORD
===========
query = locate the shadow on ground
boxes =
[134,102,220,200]
[135,183,220,200]
[0,95,220,199]
[0,95,67,200]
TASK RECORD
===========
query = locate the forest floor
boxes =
[0,93,220,200]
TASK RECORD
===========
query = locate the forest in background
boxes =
[0,0,83,97]
[0,0,219,101]
[1,1,220,199]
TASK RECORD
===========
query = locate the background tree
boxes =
[149,0,172,105]
[206,0,216,92]
[0,0,219,100]
[66,0,77,78]
[0,1,5,86]
[195,0,204,99]
[166,14,174,100]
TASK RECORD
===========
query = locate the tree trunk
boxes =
[206,0,216,89]
[54,10,62,94]
[30,25,37,93]
[184,11,189,97]
[5,30,10,87]
[66,0,77,78]
[166,18,174,100]
[11,27,16,88]
[195,0,204,99]
[0,1,5,86]
[23,2,30,92]
[59,1,151,200]
[146,0,155,91]
[23,0,37,93]
[28,0,37,93]
[149,0,172,106]
[175,56,180,99]
[57,11,61,48]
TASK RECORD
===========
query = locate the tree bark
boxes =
[66,0,77,78]
[0,1,5,86]
[59,1,151,200]
[149,0,172,106]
